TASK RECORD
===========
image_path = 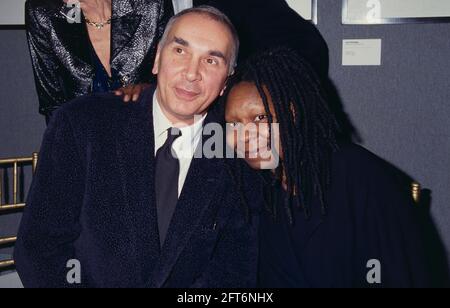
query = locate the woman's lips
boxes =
[174,87,200,101]
[240,149,265,159]
[241,146,275,158]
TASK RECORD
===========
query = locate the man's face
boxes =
[152,13,234,124]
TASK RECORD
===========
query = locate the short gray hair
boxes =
[159,5,240,74]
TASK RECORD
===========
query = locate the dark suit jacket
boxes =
[14,86,261,288]
[194,0,329,77]
[25,0,172,116]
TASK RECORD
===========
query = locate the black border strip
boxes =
[0,25,26,30]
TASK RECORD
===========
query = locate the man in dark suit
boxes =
[14,7,261,288]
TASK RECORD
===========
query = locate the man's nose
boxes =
[184,59,202,82]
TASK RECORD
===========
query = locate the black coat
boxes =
[25,0,172,116]
[14,86,261,288]
[262,143,449,288]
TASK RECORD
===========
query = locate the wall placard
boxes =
[286,0,318,24]
[0,0,26,26]
[343,0,450,24]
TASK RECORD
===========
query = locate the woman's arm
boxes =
[25,1,65,117]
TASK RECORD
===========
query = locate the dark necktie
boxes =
[155,127,182,247]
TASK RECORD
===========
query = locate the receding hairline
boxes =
[159,6,240,73]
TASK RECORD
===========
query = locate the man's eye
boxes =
[206,58,218,65]
[175,48,184,54]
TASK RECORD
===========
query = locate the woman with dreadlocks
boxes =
[224,47,446,288]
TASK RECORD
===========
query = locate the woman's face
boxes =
[225,82,283,170]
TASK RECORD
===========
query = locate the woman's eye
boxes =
[254,115,268,122]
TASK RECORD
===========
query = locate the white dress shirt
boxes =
[172,0,193,14]
[153,91,206,197]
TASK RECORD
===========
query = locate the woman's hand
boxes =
[115,83,151,103]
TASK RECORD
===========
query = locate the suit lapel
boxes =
[52,8,93,72]
[149,112,225,288]
[111,0,142,68]
[115,94,228,287]
[110,15,142,64]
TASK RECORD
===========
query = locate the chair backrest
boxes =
[0,153,38,271]
[412,182,422,204]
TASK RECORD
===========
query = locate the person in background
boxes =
[192,0,329,77]
[224,46,448,288]
[25,0,172,123]
[187,0,358,141]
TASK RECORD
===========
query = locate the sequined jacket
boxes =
[25,0,172,116]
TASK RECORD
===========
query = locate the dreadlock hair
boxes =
[224,46,340,223]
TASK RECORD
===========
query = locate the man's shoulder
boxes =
[60,86,155,129]
[50,92,139,136]
[57,92,122,119]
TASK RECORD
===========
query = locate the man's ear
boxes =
[152,45,162,75]
[220,85,227,97]
[220,72,234,96]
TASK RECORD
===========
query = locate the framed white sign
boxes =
[0,0,26,26]
[343,0,450,24]
[286,0,318,24]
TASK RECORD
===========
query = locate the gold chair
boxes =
[0,153,38,270]
[412,182,422,204]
